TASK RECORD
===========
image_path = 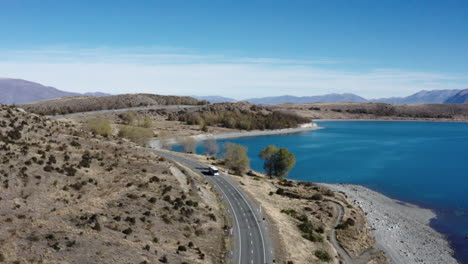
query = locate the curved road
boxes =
[149,148,275,264]
[331,202,354,264]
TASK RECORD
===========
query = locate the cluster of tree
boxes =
[178,110,310,130]
[119,112,153,128]
[260,145,296,178]
[220,143,296,177]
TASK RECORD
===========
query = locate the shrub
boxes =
[85,118,112,136]
[120,112,153,128]
[315,250,332,262]
[118,125,153,145]
[311,193,323,200]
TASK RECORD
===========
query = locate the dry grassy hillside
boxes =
[19,94,207,115]
[0,105,226,264]
[272,102,468,121]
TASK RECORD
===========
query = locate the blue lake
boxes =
[174,121,468,263]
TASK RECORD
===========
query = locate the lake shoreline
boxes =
[320,183,459,264]
[314,118,468,123]
[149,123,321,148]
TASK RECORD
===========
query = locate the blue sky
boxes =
[1,0,467,98]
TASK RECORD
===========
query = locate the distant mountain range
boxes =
[444,89,468,103]
[1,77,466,105]
[372,89,462,104]
[0,78,110,104]
[244,93,368,105]
[198,90,468,104]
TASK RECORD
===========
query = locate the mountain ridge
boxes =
[0,78,109,104]
[444,89,468,103]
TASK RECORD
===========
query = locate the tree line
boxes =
[177,110,310,130]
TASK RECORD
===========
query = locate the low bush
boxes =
[120,112,153,128]
[85,118,112,136]
[315,250,332,262]
[118,125,153,145]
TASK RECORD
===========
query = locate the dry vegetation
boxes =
[176,102,311,130]
[189,154,389,264]
[19,94,208,115]
[0,105,227,264]
[272,102,468,121]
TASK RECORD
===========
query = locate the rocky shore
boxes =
[321,184,459,264]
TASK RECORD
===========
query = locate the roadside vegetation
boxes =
[203,139,219,157]
[118,125,153,146]
[119,111,152,128]
[223,143,250,174]
[181,137,197,153]
[260,145,296,178]
[85,118,112,136]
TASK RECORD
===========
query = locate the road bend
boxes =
[149,148,275,264]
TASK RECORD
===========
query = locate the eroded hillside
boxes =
[0,105,227,263]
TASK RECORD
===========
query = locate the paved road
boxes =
[149,148,275,264]
[49,105,200,119]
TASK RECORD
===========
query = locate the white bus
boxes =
[208,166,219,176]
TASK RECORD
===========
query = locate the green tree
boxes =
[224,143,250,175]
[259,145,279,176]
[259,145,295,178]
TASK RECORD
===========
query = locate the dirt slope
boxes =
[0,105,226,264]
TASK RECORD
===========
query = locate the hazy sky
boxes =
[1,0,467,99]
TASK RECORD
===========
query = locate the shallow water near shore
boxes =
[173,121,468,263]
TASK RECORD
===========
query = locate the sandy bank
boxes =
[149,123,321,148]
[320,184,458,264]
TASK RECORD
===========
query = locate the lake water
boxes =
[173,121,468,263]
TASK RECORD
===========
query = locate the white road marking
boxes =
[220,175,268,263]
[212,180,242,264]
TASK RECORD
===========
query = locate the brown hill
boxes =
[19,94,207,115]
[0,105,226,263]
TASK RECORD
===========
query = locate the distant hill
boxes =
[0,78,109,104]
[372,89,461,104]
[243,93,367,105]
[444,89,468,103]
[191,95,236,103]
[20,93,206,115]
[239,90,462,105]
